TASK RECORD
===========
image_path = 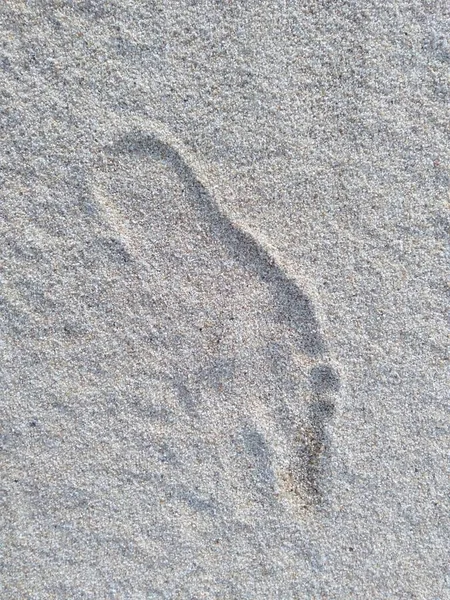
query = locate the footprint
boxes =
[91,119,340,513]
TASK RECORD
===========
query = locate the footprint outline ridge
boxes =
[98,116,340,509]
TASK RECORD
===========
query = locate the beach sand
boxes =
[1,2,449,598]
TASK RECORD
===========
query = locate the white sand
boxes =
[1,2,449,598]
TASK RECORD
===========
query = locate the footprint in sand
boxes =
[89,120,341,513]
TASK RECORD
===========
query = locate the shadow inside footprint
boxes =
[309,365,340,394]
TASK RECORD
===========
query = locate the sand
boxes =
[1,1,449,598]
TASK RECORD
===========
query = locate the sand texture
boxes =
[1,1,449,598]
